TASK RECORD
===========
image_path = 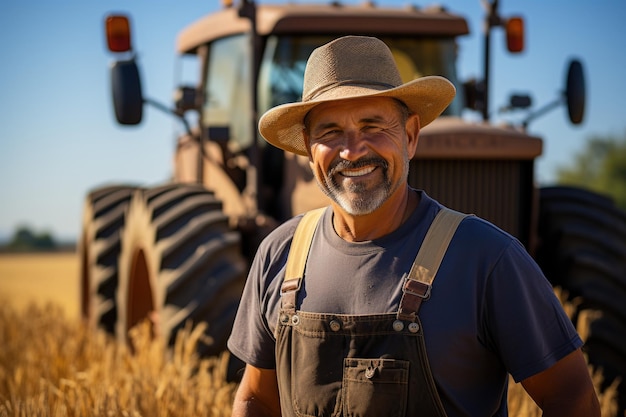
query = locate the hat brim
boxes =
[258,75,455,156]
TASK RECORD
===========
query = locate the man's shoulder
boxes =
[257,208,327,255]
[438,211,521,260]
[458,214,513,239]
[260,214,302,248]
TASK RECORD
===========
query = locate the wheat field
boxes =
[0,253,619,416]
[0,252,79,319]
[0,302,237,417]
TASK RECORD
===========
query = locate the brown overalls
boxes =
[275,207,468,417]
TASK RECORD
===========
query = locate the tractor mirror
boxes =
[565,59,585,125]
[110,59,143,125]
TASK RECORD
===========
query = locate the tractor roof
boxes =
[177,2,469,54]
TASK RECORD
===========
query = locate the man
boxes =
[227,36,599,417]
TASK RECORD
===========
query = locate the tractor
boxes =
[80,0,626,409]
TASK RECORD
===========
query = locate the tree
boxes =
[556,131,626,211]
[6,226,57,251]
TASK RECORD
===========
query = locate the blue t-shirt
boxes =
[228,190,582,417]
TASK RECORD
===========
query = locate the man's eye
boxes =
[363,125,383,132]
[318,130,340,139]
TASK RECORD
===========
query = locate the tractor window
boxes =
[258,36,322,112]
[258,35,463,117]
[203,34,253,152]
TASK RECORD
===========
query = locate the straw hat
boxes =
[258,35,456,156]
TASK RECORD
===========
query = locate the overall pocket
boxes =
[342,358,409,417]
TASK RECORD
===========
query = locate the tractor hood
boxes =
[417,116,543,160]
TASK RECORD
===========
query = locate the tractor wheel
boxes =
[79,185,138,333]
[537,186,626,412]
[115,183,247,358]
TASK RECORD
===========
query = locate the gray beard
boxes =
[318,155,409,216]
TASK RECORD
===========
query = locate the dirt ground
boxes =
[0,252,79,319]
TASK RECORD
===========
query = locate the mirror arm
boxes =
[143,97,192,137]
[521,95,562,130]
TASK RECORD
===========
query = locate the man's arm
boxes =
[232,364,282,417]
[521,348,600,417]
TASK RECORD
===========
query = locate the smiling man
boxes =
[227,36,599,417]
[304,97,417,240]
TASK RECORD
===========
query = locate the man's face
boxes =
[304,96,419,215]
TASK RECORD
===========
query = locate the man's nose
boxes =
[339,132,368,161]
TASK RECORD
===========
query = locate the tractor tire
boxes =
[116,183,247,358]
[537,186,626,412]
[79,185,138,333]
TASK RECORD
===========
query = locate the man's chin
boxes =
[333,192,389,215]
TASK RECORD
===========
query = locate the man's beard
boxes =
[317,155,408,215]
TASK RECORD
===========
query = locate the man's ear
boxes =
[406,114,420,159]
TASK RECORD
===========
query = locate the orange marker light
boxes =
[106,15,132,53]
[506,16,524,53]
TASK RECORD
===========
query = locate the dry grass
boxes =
[0,301,619,417]
[0,302,237,417]
[0,259,619,417]
[0,253,79,319]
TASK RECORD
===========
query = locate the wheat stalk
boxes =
[0,294,618,417]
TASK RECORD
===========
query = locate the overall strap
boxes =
[281,207,326,311]
[397,207,470,321]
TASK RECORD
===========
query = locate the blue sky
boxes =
[0,0,624,241]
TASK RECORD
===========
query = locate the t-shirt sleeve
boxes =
[227,218,298,369]
[483,239,583,382]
